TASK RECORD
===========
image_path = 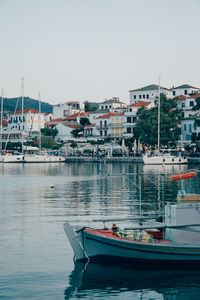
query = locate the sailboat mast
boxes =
[21,77,24,156]
[157,77,161,153]
[0,89,3,155]
[38,93,41,155]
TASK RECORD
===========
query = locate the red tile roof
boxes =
[188,93,200,99]
[177,95,188,100]
[66,112,90,121]
[15,109,39,114]
[97,112,124,119]
[130,101,151,108]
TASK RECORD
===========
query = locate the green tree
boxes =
[134,94,182,147]
[192,97,200,111]
[41,127,58,137]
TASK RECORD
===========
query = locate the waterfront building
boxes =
[98,97,127,112]
[55,122,82,142]
[123,101,152,138]
[95,112,124,139]
[53,101,83,119]
[172,84,199,97]
[129,84,172,105]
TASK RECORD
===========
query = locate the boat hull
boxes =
[81,229,200,263]
[143,155,187,165]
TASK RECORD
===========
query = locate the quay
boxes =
[65,156,143,163]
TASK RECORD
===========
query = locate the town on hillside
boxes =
[0,83,200,158]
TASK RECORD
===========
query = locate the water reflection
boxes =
[65,262,200,300]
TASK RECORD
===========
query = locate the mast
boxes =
[0,89,3,155]
[38,92,41,154]
[21,77,24,156]
[157,77,161,154]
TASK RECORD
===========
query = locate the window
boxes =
[127,117,131,123]
[129,108,132,112]
[101,106,104,109]
[190,101,194,107]
[189,124,192,132]
[134,95,136,99]
[104,130,107,136]
[184,124,187,131]
[146,94,149,99]
[104,120,107,127]
[139,95,141,99]
[105,105,108,109]
[173,91,176,96]
[127,127,131,134]
[182,103,185,108]
[143,94,145,99]
[100,131,103,136]
[184,90,187,95]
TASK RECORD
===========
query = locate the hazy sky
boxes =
[0,0,200,104]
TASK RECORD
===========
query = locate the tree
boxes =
[41,127,58,137]
[134,94,183,148]
[192,97,200,111]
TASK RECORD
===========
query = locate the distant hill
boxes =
[0,97,53,115]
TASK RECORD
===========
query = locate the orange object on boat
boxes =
[170,171,196,181]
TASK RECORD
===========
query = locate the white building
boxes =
[8,109,50,134]
[123,101,152,137]
[98,97,127,112]
[55,122,82,142]
[177,93,200,118]
[53,101,83,118]
[129,84,172,105]
[172,84,199,97]
[95,112,124,138]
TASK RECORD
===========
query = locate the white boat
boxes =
[143,79,188,165]
[143,153,187,165]
[2,153,25,163]
[24,153,65,163]
[64,171,200,264]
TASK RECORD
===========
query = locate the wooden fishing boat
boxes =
[64,171,200,264]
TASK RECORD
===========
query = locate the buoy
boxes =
[170,171,196,181]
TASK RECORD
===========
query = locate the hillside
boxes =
[0,97,53,115]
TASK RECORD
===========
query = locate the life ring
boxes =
[169,171,196,181]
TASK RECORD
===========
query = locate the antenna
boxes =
[21,77,24,157]
[158,77,161,154]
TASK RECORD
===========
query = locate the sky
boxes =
[0,0,200,104]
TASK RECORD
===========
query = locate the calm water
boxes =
[0,162,200,300]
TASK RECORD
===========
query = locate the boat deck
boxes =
[84,228,171,244]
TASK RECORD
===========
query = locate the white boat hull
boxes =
[24,155,65,163]
[143,155,188,165]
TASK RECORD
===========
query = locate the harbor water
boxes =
[0,162,200,300]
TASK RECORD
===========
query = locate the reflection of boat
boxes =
[64,261,200,300]
[64,172,200,264]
